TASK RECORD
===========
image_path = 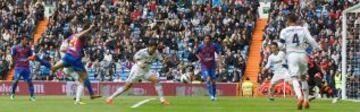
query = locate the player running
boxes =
[50,23,98,104]
[106,39,170,105]
[195,35,222,101]
[279,14,321,110]
[261,42,290,101]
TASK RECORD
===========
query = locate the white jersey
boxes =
[60,39,69,58]
[126,48,163,83]
[279,26,320,53]
[265,51,286,72]
[265,51,291,84]
[133,48,163,70]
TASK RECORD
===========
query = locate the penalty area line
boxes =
[130,98,156,108]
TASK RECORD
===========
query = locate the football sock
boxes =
[155,82,165,102]
[292,79,303,100]
[75,82,84,102]
[301,80,309,101]
[27,80,35,97]
[110,87,125,99]
[84,78,94,96]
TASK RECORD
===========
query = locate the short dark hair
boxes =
[148,38,158,47]
[20,35,30,40]
[287,13,298,23]
[271,42,278,47]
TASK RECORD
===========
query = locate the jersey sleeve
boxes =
[279,29,286,42]
[278,30,286,50]
[279,51,287,65]
[11,46,16,57]
[214,43,222,54]
[195,45,202,54]
[304,27,320,50]
[134,51,144,64]
[278,51,286,59]
[156,50,163,61]
[29,47,33,56]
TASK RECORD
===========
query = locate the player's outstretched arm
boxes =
[76,23,95,39]
[262,59,271,74]
[162,56,170,65]
[278,30,286,51]
[134,51,147,68]
[304,27,321,50]
[9,46,16,69]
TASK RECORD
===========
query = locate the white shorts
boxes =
[286,52,308,78]
[270,68,290,85]
[63,67,79,80]
[126,64,157,83]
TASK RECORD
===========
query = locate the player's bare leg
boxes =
[106,82,133,104]
[51,60,65,73]
[149,75,169,105]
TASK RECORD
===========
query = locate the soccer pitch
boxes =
[1,96,359,112]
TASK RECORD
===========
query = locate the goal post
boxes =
[342,3,360,100]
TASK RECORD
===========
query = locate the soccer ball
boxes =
[180,74,191,83]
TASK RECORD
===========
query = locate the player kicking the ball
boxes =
[279,14,321,110]
[60,35,101,102]
[51,23,100,104]
[106,39,170,105]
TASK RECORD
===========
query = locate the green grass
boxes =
[0,96,359,112]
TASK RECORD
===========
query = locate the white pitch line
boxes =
[131,98,156,108]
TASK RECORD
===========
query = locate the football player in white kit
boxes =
[261,42,290,101]
[106,39,170,105]
[279,14,320,110]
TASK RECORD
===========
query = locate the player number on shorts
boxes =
[292,33,299,46]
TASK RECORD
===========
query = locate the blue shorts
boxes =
[201,68,217,80]
[14,69,31,81]
[62,54,85,72]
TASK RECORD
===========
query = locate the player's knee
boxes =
[211,79,216,84]
[300,75,306,80]
[26,80,33,85]
[12,80,19,83]
[151,80,159,84]
[206,77,211,82]
[124,83,133,89]
[79,71,88,79]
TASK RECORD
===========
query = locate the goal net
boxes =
[342,3,360,100]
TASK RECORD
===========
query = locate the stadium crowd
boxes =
[260,0,360,98]
[1,0,260,83]
[0,0,45,80]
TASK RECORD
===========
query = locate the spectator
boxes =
[0,0,44,78]
[242,77,254,96]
